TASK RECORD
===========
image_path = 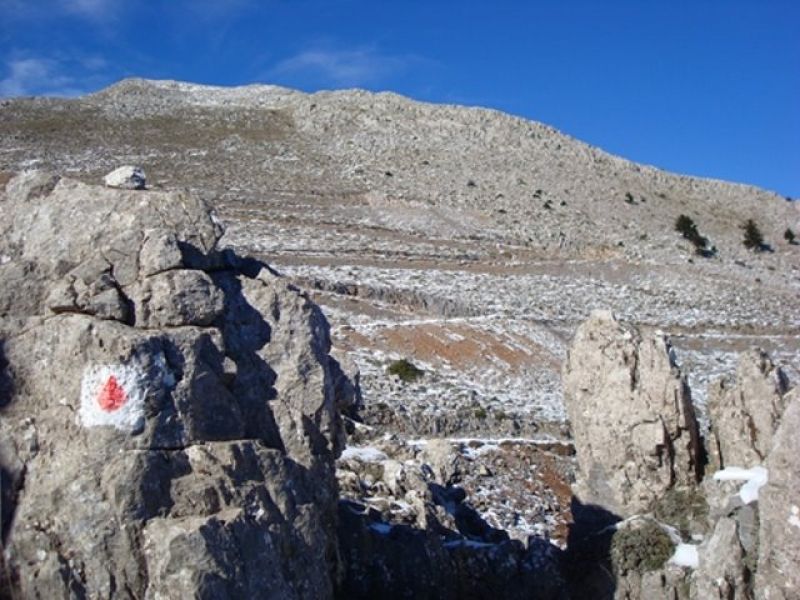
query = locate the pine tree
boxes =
[742,219,765,251]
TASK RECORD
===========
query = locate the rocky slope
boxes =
[1,79,797,443]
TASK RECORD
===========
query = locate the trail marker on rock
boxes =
[97,375,127,411]
[79,364,147,432]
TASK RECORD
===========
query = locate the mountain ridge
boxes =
[88,77,793,199]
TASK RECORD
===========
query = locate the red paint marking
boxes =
[97,375,127,412]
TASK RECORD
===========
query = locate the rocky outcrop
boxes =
[755,389,800,599]
[690,513,754,600]
[686,361,795,600]
[707,349,789,470]
[562,310,702,516]
[687,352,793,599]
[0,172,351,598]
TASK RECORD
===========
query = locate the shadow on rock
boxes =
[562,496,622,600]
[337,497,568,600]
[429,482,510,543]
[0,340,12,409]
[211,265,285,450]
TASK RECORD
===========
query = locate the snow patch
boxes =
[443,539,494,549]
[340,446,389,463]
[369,523,393,535]
[670,544,699,569]
[713,466,768,504]
[789,505,800,530]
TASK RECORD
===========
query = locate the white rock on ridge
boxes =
[103,165,146,189]
[562,310,702,516]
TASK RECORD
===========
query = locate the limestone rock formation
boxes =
[755,389,800,599]
[707,349,790,470]
[104,165,146,189]
[690,514,755,599]
[562,310,702,516]
[688,353,794,600]
[0,172,350,599]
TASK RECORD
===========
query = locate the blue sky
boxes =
[1,0,798,197]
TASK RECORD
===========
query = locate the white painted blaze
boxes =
[78,363,148,432]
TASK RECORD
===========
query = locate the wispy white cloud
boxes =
[0,54,109,98]
[180,0,254,18]
[63,0,119,20]
[269,45,421,88]
[0,0,120,21]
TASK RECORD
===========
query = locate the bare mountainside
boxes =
[1,78,798,448]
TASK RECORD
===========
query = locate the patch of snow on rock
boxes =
[340,446,389,463]
[670,543,699,569]
[713,466,769,504]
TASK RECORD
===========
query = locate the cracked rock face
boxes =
[755,389,800,599]
[0,172,350,599]
[707,349,790,470]
[562,310,702,516]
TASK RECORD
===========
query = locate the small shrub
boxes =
[675,214,699,239]
[387,359,424,383]
[494,409,509,421]
[742,219,766,251]
[624,192,636,205]
[675,214,713,256]
[651,488,709,537]
[543,200,553,210]
[473,407,487,419]
[611,519,674,575]
[466,179,477,188]
[785,228,797,244]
